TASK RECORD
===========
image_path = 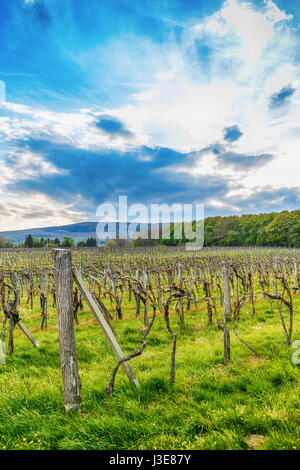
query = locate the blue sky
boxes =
[0,0,300,229]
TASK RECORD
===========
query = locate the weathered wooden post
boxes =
[7,317,15,355]
[178,263,184,322]
[143,270,148,326]
[53,249,82,412]
[221,262,231,365]
[293,260,298,293]
[221,262,231,317]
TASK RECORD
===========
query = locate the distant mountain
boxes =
[0,221,153,245]
[0,222,99,245]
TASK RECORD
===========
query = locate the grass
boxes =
[0,291,300,450]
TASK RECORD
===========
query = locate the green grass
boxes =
[0,293,300,450]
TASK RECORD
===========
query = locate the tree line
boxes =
[21,235,98,248]
[0,236,14,248]
[126,209,300,247]
[162,209,300,247]
[1,209,300,249]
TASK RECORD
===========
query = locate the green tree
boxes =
[0,236,10,248]
[33,238,43,248]
[105,239,118,248]
[86,237,97,247]
[211,216,239,246]
[291,221,300,247]
[62,237,75,247]
[24,234,33,248]
[223,229,240,246]
[204,224,214,246]
[263,212,298,246]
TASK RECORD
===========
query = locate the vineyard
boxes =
[0,246,300,450]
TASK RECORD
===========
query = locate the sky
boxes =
[0,0,300,230]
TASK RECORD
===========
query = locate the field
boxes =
[0,247,300,450]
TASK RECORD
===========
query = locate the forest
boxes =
[157,210,300,248]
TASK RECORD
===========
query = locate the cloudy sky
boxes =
[0,0,300,230]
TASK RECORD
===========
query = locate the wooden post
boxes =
[293,260,298,293]
[143,270,148,326]
[223,327,230,366]
[53,249,82,412]
[221,262,231,365]
[73,268,139,388]
[0,340,5,365]
[221,262,231,317]
[135,269,140,317]
[7,317,15,355]
[178,263,184,321]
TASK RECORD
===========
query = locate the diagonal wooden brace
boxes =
[72,268,139,388]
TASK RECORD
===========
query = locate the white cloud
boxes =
[264,0,293,23]
[1,0,299,229]
[0,148,66,186]
[0,102,145,151]
[109,0,299,196]
[0,192,86,232]
[264,64,297,95]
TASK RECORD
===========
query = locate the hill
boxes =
[0,222,99,245]
[0,221,150,245]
